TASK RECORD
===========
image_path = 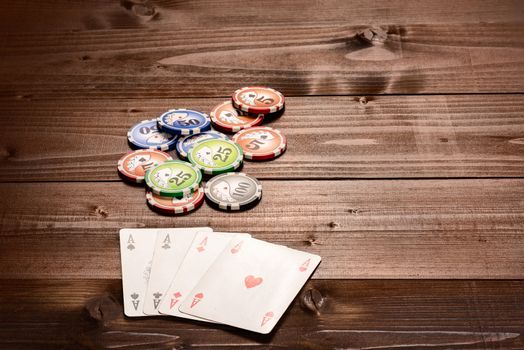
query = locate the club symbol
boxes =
[153,292,163,309]
[130,292,140,311]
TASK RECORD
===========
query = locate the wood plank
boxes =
[0,279,523,349]
[1,94,524,181]
[2,0,523,33]
[1,21,524,98]
[1,179,523,279]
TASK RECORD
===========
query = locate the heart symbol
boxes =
[244,275,263,288]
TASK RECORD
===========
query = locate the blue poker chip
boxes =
[127,119,178,151]
[157,109,211,136]
[175,131,229,160]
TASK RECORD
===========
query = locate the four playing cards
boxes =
[119,227,321,334]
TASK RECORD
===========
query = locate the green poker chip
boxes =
[187,138,243,175]
[145,160,202,198]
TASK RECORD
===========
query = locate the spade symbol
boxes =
[127,244,135,250]
[162,234,171,249]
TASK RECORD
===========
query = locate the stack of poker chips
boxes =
[117,86,287,215]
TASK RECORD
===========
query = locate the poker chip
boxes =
[210,100,263,133]
[145,160,202,198]
[117,150,173,184]
[204,172,262,211]
[127,119,178,151]
[175,130,229,160]
[237,106,285,120]
[121,87,287,215]
[232,86,285,115]
[146,187,205,215]
[232,126,286,161]
[187,138,243,175]
[157,109,211,135]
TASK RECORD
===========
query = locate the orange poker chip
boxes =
[232,126,287,161]
[146,187,205,215]
[117,150,172,183]
[210,100,263,133]
[232,86,285,115]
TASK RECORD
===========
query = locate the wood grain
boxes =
[1,21,524,98]
[1,0,524,347]
[2,0,524,32]
[1,94,523,181]
[0,279,523,349]
[1,179,523,279]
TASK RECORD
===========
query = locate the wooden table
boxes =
[1,1,524,348]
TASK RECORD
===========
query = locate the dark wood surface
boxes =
[2,94,524,181]
[1,0,523,349]
[1,179,523,279]
[1,279,524,349]
[2,21,524,98]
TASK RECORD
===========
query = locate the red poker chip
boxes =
[210,100,263,133]
[146,187,205,215]
[117,150,173,183]
[232,126,287,161]
[237,109,281,119]
[232,86,285,115]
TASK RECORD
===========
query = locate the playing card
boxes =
[178,237,321,333]
[142,227,212,315]
[158,231,250,320]
[119,228,158,317]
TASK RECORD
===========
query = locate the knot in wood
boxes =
[0,147,11,160]
[85,293,121,324]
[359,96,368,105]
[301,288,326,315]
[16,94,33,100]
[120,0,147,10]
[132,3,157,17]
[120,0,157,18]
[357,27,388,44]
[94,206,109,218]
[328,221,340,229]
[305,235,318,246]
